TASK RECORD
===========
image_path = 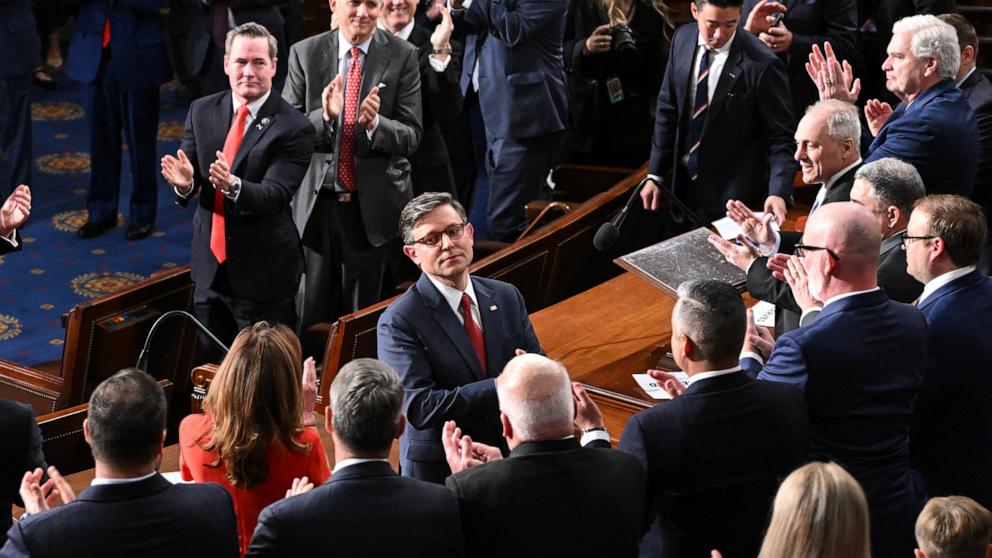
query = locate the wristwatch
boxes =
[432,44,452,56]
[224,176,242,200]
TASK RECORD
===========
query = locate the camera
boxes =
[606,24,637,55]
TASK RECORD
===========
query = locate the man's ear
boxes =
[324,406,334,434]
[886,206,901,230]
[83,418,91,444]
[500,412,512,440]
[914,548,925,558]
[394,415,406,439]
[402,244,420,267]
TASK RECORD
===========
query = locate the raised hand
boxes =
[19,466,76,515]
[301,357,317,427]
[864,99,894,137]
[208,151,234,192]
[764,195,787,226]
[161,149,194,193]
[708,234,760,271]
[359,86,381,130]
[0,185,31,236]
[743,308,775,360]
[782,255,821,311]
[646,369,686,398]
[322,75,344,122]
[760,21,793,54]
[285,476,315,498]
[806,42,860,103]
[744,0,785,36]
[430,6,454,61]
[727,199,776,247]
[572,382,604,431]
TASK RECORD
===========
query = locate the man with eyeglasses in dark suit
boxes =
[377,192,544,484]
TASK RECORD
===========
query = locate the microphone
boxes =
[135,310,230,371]
[593,177,650,251]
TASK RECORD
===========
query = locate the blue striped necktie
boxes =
[687,47,711,183]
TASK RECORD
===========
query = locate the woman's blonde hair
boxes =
[603,0,673,30]
[758,462,871,558]
[201,322,308,487]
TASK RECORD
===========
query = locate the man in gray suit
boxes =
[283,0,422,340]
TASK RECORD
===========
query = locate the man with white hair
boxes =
[442,354,646,557]
[810,14,978,197]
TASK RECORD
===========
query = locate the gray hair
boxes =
[893,15,961,80]
[674,280,746,363]
[88,369,167,469]
[330,358,405,454]
[225,22,278,60]
[807,100,861,153]
[497,355,574,441]
[399,192,469,244]
[855,158,926,215]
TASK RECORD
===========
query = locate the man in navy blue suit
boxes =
[0,0,38,197]
[905,195,992,510]
[66,0,172,240]
[810,15,978,197]
[247,358,465,557]
[740,201,927,558]
[641,0,797,228]
[377,192,543,483]
[1,369,238,557]
[621,279,809,558]
[449,0,567,241]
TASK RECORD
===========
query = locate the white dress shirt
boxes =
[426,273,483,329]
[918,265,977,305]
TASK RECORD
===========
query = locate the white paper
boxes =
[711,213,780,240]
[161,471,193,484]
[752,300,776,328]
[633,372,690,400]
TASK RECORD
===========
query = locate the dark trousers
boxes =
[81,54,159,227]
[299,191,390,341]
[193,267,296,364]
[0,73,32,195]
[485,130,560,242]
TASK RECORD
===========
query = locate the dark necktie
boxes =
[687,47,711,183]
[212,105,249,264]
[460,293,487,375]
[338,47,361,191]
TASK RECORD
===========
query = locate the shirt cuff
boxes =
[365,116,380,141]
[173,183,194,199]
[761,230,782,257]
[1,230,18,248]
[429,54,452,72]
[580,429,610,447]
[740,351,765,367]
[646,174,662,183]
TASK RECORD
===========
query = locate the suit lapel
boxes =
[211,92,234,167]
[418,275,487,380]
[362,31,391,100]
[473,278,504,378]
[673,27,696,122]
[232,92,280,172]
[703,37,744,135]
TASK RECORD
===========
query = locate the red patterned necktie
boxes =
[460,293,487,376]
[338,46,361,191]
[211,105,249,264]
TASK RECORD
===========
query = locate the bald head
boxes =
[496,354,574,444]
[802,202,881,299]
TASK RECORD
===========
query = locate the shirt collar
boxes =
[426,274,479,317]
[919,266,977,305]
[696,32,736,55]
[822,287,881,309]
[338,30,374,59]
[231,90,271,119]
[686,366,741,386]
[377,20,415,41]
[822,158,862,190]
[91,470,158,486]
[333,457,390,473]
[957,67,977,88]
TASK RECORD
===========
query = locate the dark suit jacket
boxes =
[746,166,858,333]
[1,473,238,557]
[741,0,857,119]
[960,69,992,217]
[741,289,927,557]
[183,0,286,77]
[407,25,463,173]
[912,270,992,508]
[0,399,45,546]
[0,0,39,78]
[377,273,543,483]
[619,372,808,558]
[866,80,978,197]
[649,24,796,220]
[64,0,171,90]
[178,90,314,302]
[878,231,923,303]
[284,28,422,247]
[247,461,465,557]
[0,235,20,255]
[446,438,646,558]
[454,0,568,140]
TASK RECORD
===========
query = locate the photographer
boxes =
[561,0,672,169]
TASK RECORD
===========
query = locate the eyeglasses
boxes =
[900,231,937,248]
[408,223,468,247]
[794,243,841,261]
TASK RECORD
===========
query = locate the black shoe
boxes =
[77,221,114,239]
[125,223,154,241]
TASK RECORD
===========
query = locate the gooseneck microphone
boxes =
[135,310,230,371]
[593,177,650,251]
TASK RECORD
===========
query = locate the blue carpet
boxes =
[0,71,193,366]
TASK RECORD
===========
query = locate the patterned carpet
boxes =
[0,72,193,366]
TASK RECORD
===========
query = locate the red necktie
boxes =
[338,47,361,191]
[460,293,487,375]
[211,105,249,264]
[101,17,111,48]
